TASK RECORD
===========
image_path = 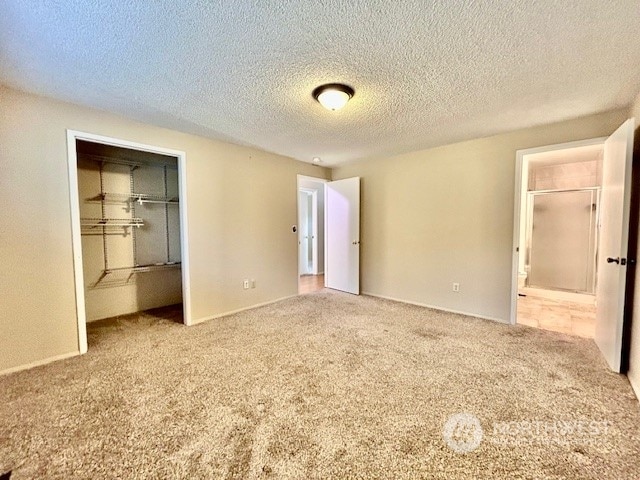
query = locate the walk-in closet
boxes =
[75,140,184,325]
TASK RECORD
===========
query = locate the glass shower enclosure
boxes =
[525,188,599,294]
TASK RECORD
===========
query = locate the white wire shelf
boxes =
[80,217,144,228]
[91,192,179,205]
[105,262,181,273]
[93,262,182,285]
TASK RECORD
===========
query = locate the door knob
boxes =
[607,257,620,264]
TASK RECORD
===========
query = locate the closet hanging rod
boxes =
[79,153,178,170]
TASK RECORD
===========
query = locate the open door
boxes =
[326,177,360,294]
[595,119,635,372]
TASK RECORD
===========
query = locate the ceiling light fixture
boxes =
[312,83,355,111]
[312,157,321,163]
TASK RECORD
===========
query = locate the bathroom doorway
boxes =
[514,140,604,338]
[512,120,636,373]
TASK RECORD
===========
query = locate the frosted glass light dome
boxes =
[313,84,355,111]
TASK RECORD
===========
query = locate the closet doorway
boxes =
[297,175,326,294]
[67,131,191,354]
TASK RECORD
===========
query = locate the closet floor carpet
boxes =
[1,291,639,479]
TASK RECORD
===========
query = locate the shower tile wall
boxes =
[529,160,600,191]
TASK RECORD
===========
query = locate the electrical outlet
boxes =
[452,282,460,292]
[251,279,256,289]
[243,279,249,289]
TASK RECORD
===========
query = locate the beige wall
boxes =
[0,85,329,373]
[332,109,628,322]
[628,92,640,398]
[630,91,640,121]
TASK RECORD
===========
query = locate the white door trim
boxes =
[310,189,318,274]
[510,137,607,325]
[299,188,319,274]
[298,175,329,184]
[66,130,192,355]
[296,175,328,287]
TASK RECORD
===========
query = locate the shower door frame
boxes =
[525,187,600,294]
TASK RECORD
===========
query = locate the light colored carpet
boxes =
[1,290,639,479]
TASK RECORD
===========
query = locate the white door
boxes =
[326,177,360,294]
[595,119,635,372]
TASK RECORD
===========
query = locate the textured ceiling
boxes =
[1,1,640,166]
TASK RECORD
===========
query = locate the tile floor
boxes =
[517,292,596,338]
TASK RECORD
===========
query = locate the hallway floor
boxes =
[517,293,596,338]
[299,274,324,294]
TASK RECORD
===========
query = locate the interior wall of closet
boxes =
[76,140,183,321]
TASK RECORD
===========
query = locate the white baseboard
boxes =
[362,291,509,324]
[0,350,80,377]
[190,294,298,325]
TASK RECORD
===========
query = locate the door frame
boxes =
[66,130,192,354]
[296,175,328,287]
[299,188,319,274]
[510,137,606,325]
